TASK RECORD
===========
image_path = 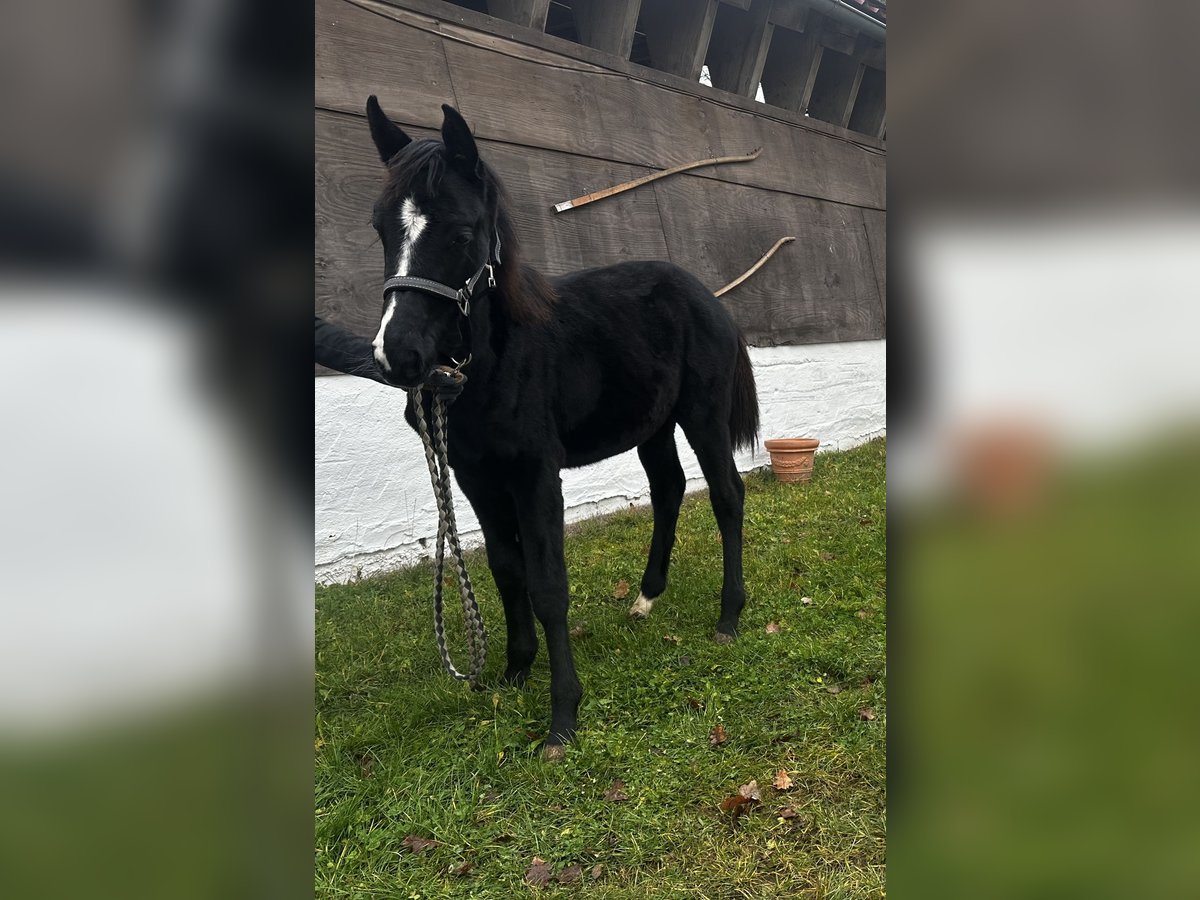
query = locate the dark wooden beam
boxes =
[806,45,859,125]
[706,0,775,98]
[818,22,857,56]
[848,64,885,136]
[639,0,719,81]
[854,32,885,70]
[767,0,808,31]
[838,62,866,128]
[759,19,823,113]
[486,0,551,31]
[572,0,642,59]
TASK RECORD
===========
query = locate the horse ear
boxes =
[441,104,480,178]
[366,95,411,164]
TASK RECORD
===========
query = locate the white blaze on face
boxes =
[373,196,429,371]
[397,197,428,276]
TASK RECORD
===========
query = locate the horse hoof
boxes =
[628,593,654,619]
[542,743,566,762]
[713,629,736,644]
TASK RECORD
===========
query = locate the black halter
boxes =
[381,231,502,319]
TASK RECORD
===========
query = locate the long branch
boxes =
[553,148,763,213]
[714,236,796,297]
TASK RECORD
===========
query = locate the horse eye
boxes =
[451,232,472,246]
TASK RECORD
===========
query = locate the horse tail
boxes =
[729,330,759,452]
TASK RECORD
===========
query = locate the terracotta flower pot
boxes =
[764,438,820,484]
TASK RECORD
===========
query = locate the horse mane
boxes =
[380,139,557,325]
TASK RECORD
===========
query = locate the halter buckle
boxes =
[456,290,471,317]
[485,263,496,289]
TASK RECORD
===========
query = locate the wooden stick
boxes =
[553,148,762,213]
[714,236,796,297]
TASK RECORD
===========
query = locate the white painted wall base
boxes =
[316,340,885,583]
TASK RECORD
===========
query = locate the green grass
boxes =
[316,438,886,898]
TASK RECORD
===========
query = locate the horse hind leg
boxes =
[680,421,746,642]
[629,424,686,620]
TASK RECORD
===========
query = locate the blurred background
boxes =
[890,1,1200,897]
[0,1,312,897]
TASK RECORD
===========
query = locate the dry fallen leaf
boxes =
[765,621,781,634]
[401,836,440,854]
[591,863,604,880]
[856,609,869,620]
[525,857,555,886]
[556,864,583,884]
[449,860,473,877]
[859,707,878,721]
[687,696,703,710]
[772,769,793,790]
[721,779,763,817]
[613,579,630,600]
[709,724,728,746]
[778,806,798,819]
[825,684,843,694]
[663,633,681,644]
[569,623,588,639]
[739,780,762,802]
[801,596,813,606]
[820,552,836,561]
[720,793,755,815]
[603,779,629,802]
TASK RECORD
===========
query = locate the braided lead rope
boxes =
[430,395,488,674]
[409,386,488,684]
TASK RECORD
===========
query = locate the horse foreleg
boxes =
[456,470,537,686]
[512,464,583,756]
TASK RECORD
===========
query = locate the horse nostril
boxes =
[384,348,426,385]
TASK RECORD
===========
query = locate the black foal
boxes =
[364,98,759,754]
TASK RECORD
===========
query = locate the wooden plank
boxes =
[486,0,551,31]
[364,0,885,150]
[860,207,886,318]
[806,47,860,126]
[759,18,822,113]
[571,0,641,58]
[316,0,456,122]
[839,63,866,128]
[638,0,719,81]
[436,35,885,210]
[817,21,857,56]
[767,0,808,32]
[848,64,885,137]
[315,108,671,346]
[652,175,884,345]
[855,32,885,70]
[706,0,775,99]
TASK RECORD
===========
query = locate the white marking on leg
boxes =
[372,297,396,370]
[628,592,655,619]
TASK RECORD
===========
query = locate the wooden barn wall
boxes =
[316,0,886,357]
